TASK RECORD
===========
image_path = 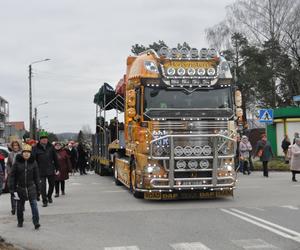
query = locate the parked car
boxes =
[0,145,10,193]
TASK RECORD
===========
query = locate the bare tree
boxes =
[206,0,299,50]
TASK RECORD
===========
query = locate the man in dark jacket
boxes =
[32,131,59,207]
[10,144,40,229]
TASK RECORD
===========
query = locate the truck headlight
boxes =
[202,145,212,156]
[176,160,186,169]
[207,68,216,76]
[177,67,186,76]
[183,146,193,156]
[167,67,176,76]
[144,165,161,174]
[188,160,198,169]
[199,160,209,169]
[187,68,196,76]
[144,61,159,73]
[153,146,164,156]
[197,68,206,76]
[193,146,202,156]
[174,146,184,156]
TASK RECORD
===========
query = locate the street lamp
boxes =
[34,102,48,139]
[38,116,48,131]
[29,58,50,138]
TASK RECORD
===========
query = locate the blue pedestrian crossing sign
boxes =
[259,109,273,123]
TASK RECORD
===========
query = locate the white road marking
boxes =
[280,205,299,210]
[221,208,300,243]
[171,242,211,250]
[104,246,140,250]
[102,190,126,193]
[246,207,265,211]
[70,183,82,186]
[232,239,278,249]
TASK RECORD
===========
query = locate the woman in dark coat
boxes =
[6,140,22,215]
[77,143,87,175]
[54,142,72,197]
[10,144,40,229]
[255,134,274,177]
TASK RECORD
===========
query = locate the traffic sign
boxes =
[258,109,273,123]
[293,95,300,102]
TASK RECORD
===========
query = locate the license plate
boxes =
[164,61,214,69]
[180,181,203,185]
[144,192,161,200]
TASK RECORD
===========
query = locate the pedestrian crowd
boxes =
[0,131,91,230]
[236,132,300,181]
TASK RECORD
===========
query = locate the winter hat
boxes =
[39,131,48,139]
[22,144,32,152]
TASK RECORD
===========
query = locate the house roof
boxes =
[7,121,25,131]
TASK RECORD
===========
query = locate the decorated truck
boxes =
[92,46,242,200]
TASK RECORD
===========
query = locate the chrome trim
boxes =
[148,133,236,190]
[149,176,235,189]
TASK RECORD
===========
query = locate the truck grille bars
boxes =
[149,133,236,190]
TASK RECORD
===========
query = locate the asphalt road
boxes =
[0,171,300,250]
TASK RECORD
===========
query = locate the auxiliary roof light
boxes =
[180,47,189,58]
[207,68,216,76]
[187,68,196,76]
[190,48,199,58]
[171,48,178,58]
[200,48,208,58]
[177,67,186,76]
[208,48,217,58]
[167,67,176,76]
[197,68,206,76]
[159,47,169,57]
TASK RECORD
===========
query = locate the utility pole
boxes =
[28,58,50,139]
[34,107,37,140]
[29,64,33,138]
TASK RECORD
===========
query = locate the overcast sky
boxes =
[1,0,234,134]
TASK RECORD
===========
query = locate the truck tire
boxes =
[99,164,106,176]
[113,153,122,186]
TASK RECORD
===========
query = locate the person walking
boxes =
[293,132,299,144]
[6,141,22,215]
[54,142,72,197]
[77,143,87,175]
[66,141,78,174]
[290,138,300,182]
[32,131,60,207]
[255,134,274,177]
[9,144,40,229]
[281,135,291,164]
[235,134,241,171]
[0,153,5,195]
[239,135,252,175]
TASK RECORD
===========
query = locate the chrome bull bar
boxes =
[149,133,236,189]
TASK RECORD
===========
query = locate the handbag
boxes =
[257,149,263,157]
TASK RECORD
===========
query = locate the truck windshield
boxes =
[144,87,233,111]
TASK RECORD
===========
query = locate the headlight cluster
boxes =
[176,159,210,169]
[144,61,159,73]
[159,47,218,59]
[174,145,212,156]
[165,67,216,77]
[222,162,233,171]
[144,164,161,174]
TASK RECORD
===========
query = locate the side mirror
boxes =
[235,90,242,107]
[236,107,243,117]
[127,108,136,118]
[128,90,136,107]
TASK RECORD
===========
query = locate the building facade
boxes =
[267,107,300,156]
[0,96,9,144]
